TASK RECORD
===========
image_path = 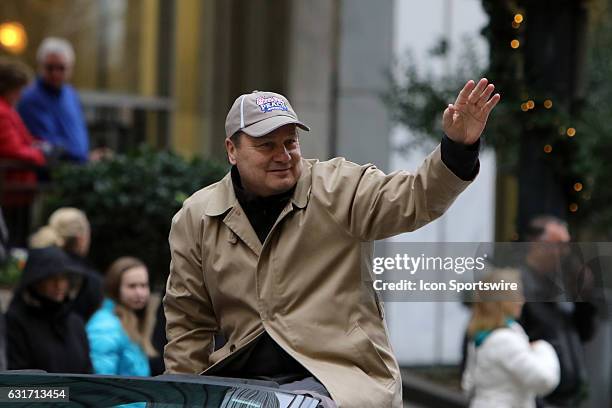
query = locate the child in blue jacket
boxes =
[87,257,158,376]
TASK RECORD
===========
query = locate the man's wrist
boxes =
[440,134,480,181]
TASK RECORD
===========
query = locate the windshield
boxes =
[0,372,320,408]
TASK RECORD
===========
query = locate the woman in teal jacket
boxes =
[86,257,158,376]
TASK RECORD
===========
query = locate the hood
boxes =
[15,246,88,297]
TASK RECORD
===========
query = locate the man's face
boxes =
[529,222,571,274]
[226,124,303,197]
[40,53,72,89]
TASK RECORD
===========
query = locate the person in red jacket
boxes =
[0,57,47,247]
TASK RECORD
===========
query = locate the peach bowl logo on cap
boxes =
[256,96,289,113]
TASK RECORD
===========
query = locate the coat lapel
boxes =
[204,159,314,258]
[223,206,262,257]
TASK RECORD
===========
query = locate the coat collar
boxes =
[204,158,312,217]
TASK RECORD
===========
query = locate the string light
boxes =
[544,144,553,153]
[567,127,576,137]
[527,100,535,109]
[544,99,553,109]
[511,39,520,49]
[574,182,583,192]
[512,21,521,29]
[514,14,524,24]
[521,103,529,112]
[569,203,578,212]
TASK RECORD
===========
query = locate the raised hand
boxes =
[442,78,501,145]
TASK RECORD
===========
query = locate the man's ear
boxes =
[225,138,237,165]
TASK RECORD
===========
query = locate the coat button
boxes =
[228,232,238,244]
[230,344,236,352]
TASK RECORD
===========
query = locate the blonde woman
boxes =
[462,269,560,408]
[86,257,158,376]
[29,207,103,322]
[30,207,90,254]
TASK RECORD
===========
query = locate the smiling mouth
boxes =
[269,168,291,172]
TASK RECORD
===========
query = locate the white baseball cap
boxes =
[225,90,310,138]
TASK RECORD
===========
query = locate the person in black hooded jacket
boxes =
[28,207,103,323]
[6,246,93,373]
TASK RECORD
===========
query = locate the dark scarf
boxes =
[231,166,295,243]
[223,167,310,381]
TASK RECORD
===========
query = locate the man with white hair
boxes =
[17,37,89,163]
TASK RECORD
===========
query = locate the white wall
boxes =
[386,0,496,365]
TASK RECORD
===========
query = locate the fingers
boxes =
[468,78,489,104]
[455,80,476,105]
[451,79,501,119]
[442,104,455,129]
[483,93,501,114]
[476,84,495,107]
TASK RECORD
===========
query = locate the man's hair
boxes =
[36,37,75,66]
[230,131,242,147]
[0,57,32,96]
[524,215,567,242]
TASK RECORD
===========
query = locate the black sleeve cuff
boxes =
[440,134,480,181]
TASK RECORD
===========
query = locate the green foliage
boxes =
[384,55,457,148]
[384,35,525,164]
[0,254,24,287]
[43,146,228,288]
[385,0,612,235]
[570,5,612,230]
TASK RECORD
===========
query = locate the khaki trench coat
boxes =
[163,145,474,407]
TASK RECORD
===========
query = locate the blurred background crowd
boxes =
[0,1,610,407]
